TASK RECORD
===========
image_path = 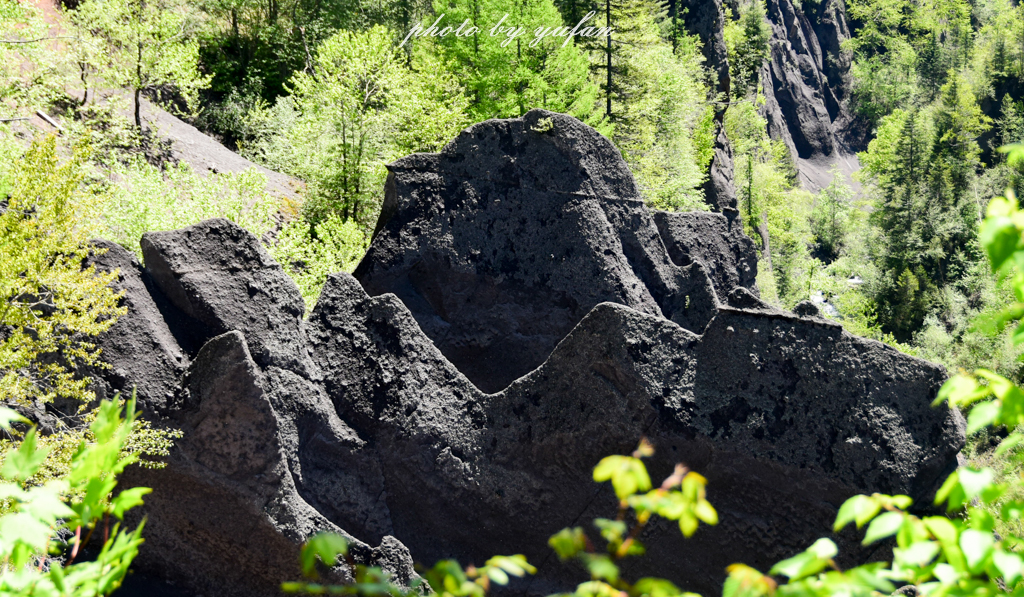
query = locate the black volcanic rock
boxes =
[83,240,190,413]
[704,127,738,211]
[122,331,406,597]
[654,210,758,302]
[304,274,962,593]
[761,0,842,161]
[86,112,964,597]
[759,0,862,190]
[354,109,719,393]
[140,218,311,375]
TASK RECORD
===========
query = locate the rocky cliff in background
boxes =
[84,110,963,597]
[680,0,862,198]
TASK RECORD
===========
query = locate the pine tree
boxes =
[863,108,932,339]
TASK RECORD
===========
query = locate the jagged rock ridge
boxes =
[86,111,962,597]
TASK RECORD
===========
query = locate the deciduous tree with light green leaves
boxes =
[429,0,603,125]
[67,0,211,127]
[0,137,123,408]
[0,135,179,518]
[247,25,469,226]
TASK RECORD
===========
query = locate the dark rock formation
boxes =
[121,331,405,597]
[354,110,719,393]
[140,219,311,375]
[675,0,738,210]
[86,112,963,597]
[82,240,193,413]
[703,127,739,211]
[678,0,859,195]
[759,0,862,191]
[654,210,758,302]
[304,274,962,593]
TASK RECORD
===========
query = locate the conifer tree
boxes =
[729,0,770,99]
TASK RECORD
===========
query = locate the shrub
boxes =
[270,214,370,311]
[0,137,123,407]
[0,137,179,519]
[98,160,281,258]
[0,396,151,596]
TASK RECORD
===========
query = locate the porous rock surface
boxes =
[354,110,720,393]
[87,111,964,597]
[653,210,759,302]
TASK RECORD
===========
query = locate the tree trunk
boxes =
[758,211,773,276]
[605,0,612,118]
[79,64,89,107]
[134,87,142,129]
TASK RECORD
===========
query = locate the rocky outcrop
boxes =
[760,0,862,190]
[140,219,312,375]
[354,110,719,393]
[121,331,408,597]
[675,0,738,210]
[703,127,739,211]
[87,112,963,597]
[80,240,196,413]
[654,210,758,302]
[678,0,860,195]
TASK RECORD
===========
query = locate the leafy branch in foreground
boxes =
[283,439,716,597]
[0,395,150,597]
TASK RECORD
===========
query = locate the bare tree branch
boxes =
[0,35,80,44]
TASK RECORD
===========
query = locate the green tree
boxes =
[0,1,68,113]
[861,108,933,340]
[580,0,714,209]
[430,0,603,124]
[725,0,770,100]
[860,85,990,342]
[249,26,469,225]
[809,165,852,263]
[614,25,715,210]
[0,137,124,407]
[924,72,989,286]
[68,0,211,127]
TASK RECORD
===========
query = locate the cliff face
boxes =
[679,0,862,198]
[87,111,963,597]
[761,0,863,191]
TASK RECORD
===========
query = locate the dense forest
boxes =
[4,0,1024,386]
